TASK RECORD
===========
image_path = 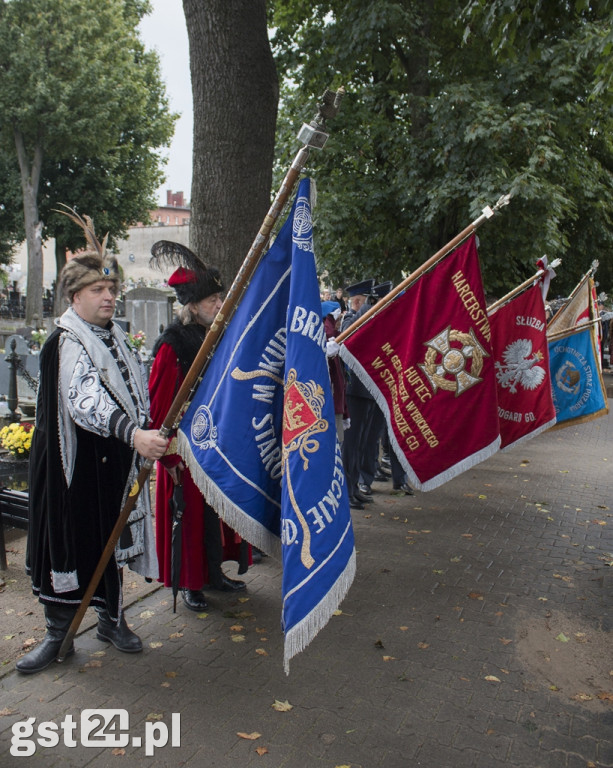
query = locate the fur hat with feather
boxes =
[56,205,120,302]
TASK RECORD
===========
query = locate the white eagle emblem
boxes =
[495,339,546,393]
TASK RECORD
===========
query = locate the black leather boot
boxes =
[16,604,76,674]
[96,609,142,653]
[207,570,246,592]
[180,589,209,611]
[204,502,246,592]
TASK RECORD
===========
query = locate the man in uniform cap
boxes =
[149,241,249,613]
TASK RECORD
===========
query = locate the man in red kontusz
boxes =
[148,241,249,613]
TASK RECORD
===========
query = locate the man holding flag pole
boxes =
[55,87,352,668]
[177,178,355,672]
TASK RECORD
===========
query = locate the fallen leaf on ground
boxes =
[169,632,183,640]
[149,641,163,649]
[232,635,246,643]
[499,638,513,645]
[485,675,501,683]
[382,655,396,662]
[272,699,293,712]
[237,732,261,740]
[255,746,269,755]
[140,610,155,619]
[230,624,244,631]
[255,648,268,656]
[0,708,14,716]
[468,592,484,600]
[112,748,126,756]
[417,642,429,650]
[597,691,613,701]
[147,713,164,721]
[555,633,569,643]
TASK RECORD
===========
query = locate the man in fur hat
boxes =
[17,212,168,675]
[149,241,249,613]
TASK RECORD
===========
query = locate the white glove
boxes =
[326,339,341,358]
[343,418,351,430]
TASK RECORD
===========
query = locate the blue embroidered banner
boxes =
[548,326,608,427]
[178,178,355,671]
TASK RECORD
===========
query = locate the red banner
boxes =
[340,235,500,491]
[488,283,556,450]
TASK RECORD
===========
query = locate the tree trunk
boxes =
[183,0,278,287]
[14,129,44,326]
[53,239,67,318]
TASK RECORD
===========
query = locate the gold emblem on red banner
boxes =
[420,326,489,396]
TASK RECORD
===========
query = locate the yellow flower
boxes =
[0,422,34,458]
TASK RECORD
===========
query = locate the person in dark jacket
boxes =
[18,213,167,675]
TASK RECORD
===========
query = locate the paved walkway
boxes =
[1,406,611,768]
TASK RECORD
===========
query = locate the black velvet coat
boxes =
[26,328,134,618]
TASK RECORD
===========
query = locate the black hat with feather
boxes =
[150,241,224,305]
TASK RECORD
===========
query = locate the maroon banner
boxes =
[340,235,500,491]
[488,283,556,450]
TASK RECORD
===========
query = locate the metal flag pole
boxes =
[57,86,346,662]
[487,258,562,315]
[335,194,511,345]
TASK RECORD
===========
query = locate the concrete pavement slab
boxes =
[1,406,611,767]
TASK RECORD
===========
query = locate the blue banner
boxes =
[178,178,355,671]
[548,327,608,427]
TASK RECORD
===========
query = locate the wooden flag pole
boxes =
[57,86,345,662]
[548,259,599,327]
[487,258,562,315]
[335,194,511,345]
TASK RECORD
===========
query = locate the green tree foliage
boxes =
[0,0,176,323]
[270,0,613,299]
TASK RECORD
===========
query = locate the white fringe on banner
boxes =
[177,431,282,559]
[501,415,557,453]
[283,531,356,675]
[339,345,501,492]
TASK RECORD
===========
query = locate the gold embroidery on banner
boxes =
[420,326,488,396]
[282,369,329,569]
[231,367,284,385]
